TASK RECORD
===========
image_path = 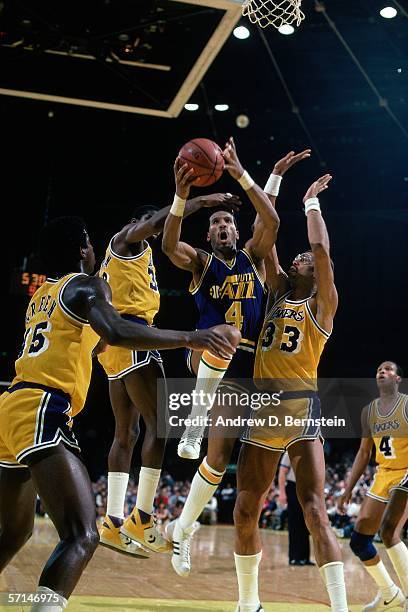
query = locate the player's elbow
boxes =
[100,326,121,347]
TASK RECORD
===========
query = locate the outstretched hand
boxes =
[174,158,196,199]
[199,192,242,212]
[273,149,311,177]
[303,174,332,203]
[222,136,245,180]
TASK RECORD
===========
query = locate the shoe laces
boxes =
[182,425,204,444]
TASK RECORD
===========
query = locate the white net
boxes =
[242,0,305,29]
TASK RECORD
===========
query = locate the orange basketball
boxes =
[178,138,224,187]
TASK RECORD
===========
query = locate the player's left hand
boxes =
[222,137,245,181]
[303,174,332,203]
[198,193,242,212]
[273,149,311,177]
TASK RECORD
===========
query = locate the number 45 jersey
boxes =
[13,273,95,416]
[254,291,331,391]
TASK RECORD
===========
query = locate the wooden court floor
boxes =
[0,517,401,611]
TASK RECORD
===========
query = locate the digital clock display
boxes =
[10,271,47,297]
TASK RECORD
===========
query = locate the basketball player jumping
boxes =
[233,174,349,612]
[338,361,408,611]
[0,217,235,612]
[162,137,311,577]
[97,194,242,556]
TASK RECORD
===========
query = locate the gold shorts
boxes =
[241,391,322,452]
[367,466,408,502]
[0,383,79,468]
[98,345,163,380]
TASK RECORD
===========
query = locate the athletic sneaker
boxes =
[362,587,405,611]
[234,605,264,612]
[99,515,149,558]
[120,508,172,553]
[177,425,204,460]
[166,519,200,576]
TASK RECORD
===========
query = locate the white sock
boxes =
[135,466,161,515]
[30,586,67,611]
[188,351,231,423]
[319,562,348,612]
[364,559,397,599]
[234,551,262,611]
[179,457,224,530]
[106,472,129,519]
[387,542,408,595]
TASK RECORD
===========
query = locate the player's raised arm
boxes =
[162,160,208,272]
[263,149,311,296]
[304,174,338,331]
[69,276,236,357]
[337,406,374,514]
[222,136,280,262]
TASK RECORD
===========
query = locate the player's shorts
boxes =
[366,466,408,502]
[241,390,323,452]
[98,315,163,380]
[0,382,80,468]
[185,344,255,392]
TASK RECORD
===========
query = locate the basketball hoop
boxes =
[242,0,305,29]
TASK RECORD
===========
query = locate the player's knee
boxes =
[67,527,100,559]
[300,495,328,533]
[234,492,261,531]
[349,530,377,561]
[115,425,139,450]
[213,324,241,348]
[380,519,398,548]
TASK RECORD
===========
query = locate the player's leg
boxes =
[351,493,403,610]
[178,324,241,459]
[26,444,99,606]
[381,489,408,600]
[167,399,239,576]
[233,443,281,611]
[100,380,147,558]
[289,439,347,612]
[120,361,171,553]
[0,467,37,571]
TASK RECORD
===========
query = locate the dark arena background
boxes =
[1,1,408,610]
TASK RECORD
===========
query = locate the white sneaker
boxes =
[166,519,199,577]
[234,605,264,612]
[177,425,204,459]
[362,587,405,611]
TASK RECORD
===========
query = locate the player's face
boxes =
[376,362,401,388]
[288,252,315,278]
[207,211,238,250]
[81,234,96,275]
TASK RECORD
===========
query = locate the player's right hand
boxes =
[174,158,196,199]
[336,490,351,515]
[186,329,236,359]
[273,149,311,177]
[199,193,242,212]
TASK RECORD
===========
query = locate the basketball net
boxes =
[242,0,305,29]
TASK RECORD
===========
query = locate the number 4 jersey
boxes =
[368,393,408,470]
[254,290,331,391]
[13,273,95,416]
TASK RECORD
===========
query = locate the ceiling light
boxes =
[278,24,295,35]
[397,68,402,73]
[380,6,397,18]
[215,104,229,111]
[233,26,250,40]
[184,103,199,111]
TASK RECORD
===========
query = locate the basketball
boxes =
[178,138,224,187]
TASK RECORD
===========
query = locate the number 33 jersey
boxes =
[99,236,160,324]
[13,274,95,416]
[254,291,331,391]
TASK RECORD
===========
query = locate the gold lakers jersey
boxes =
[254,291,331,391]
[99,237,160,325]
[13,273,95,416]
[368,393,408,470]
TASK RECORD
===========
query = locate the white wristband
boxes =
[170,194,186,217]
[264,173,282,196]
[304,197,321,215]
[238,170,255,191]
